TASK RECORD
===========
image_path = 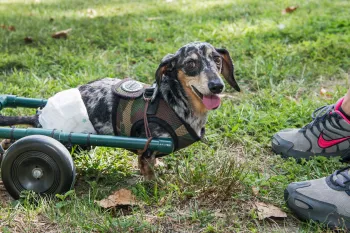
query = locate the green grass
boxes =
[1,0,350,232]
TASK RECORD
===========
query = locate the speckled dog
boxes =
[0,42,240,179]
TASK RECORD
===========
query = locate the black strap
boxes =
[147,95,160,115]
[112,92,120,136]
[144,87,155,99]
[10,126,15,142]
[86,133,91,147]
[50,129,56,138]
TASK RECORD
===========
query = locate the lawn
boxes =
[1,0,350,232]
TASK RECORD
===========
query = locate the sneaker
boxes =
[272,98,350,160]
[285,166,350,229]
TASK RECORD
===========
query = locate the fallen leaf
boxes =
[1,25,16,31]
[145,38,155,43]
[320,87,332,98]
[8,25,15,31]
[254,202,287,220]
[95,188,138,208]
[252,186,259,196]
[52,28,72,39]
[24,37,33,43]
[87,8,97,18]
[282,6,298,14]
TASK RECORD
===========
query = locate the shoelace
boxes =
[331,166,350,188]
[303,104,335,129]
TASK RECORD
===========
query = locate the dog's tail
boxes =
[0,115,38,126]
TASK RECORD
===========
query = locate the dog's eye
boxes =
[185,60,196,69]
[214,56,221,67]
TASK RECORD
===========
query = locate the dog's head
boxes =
[155,42,240,113]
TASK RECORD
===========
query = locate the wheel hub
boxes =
[32,167,44,179]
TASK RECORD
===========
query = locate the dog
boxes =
[0,42,240,179]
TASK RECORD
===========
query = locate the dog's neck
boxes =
[159,78,208,137]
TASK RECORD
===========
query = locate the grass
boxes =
[1,0,350,232]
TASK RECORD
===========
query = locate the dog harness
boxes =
[112,78,204,155]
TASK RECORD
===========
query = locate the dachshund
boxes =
[0,42,240,179]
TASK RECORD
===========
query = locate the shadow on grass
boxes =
[0,0,350,90]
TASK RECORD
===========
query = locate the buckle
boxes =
[144,87,154,99]
[143,83,158,102]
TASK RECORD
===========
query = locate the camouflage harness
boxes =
[112,79,204,156]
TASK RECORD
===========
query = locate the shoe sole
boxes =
[272,134,350,162]
[284,186,350,230]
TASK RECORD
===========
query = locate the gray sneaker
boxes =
[285,166,350,229]
[272,98,350,160]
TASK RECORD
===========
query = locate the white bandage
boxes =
[39,88,96,134]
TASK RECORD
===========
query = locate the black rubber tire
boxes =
[1,135,75,199]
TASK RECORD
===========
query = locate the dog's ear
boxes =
[155,54,176,86]
[215,48,240,92]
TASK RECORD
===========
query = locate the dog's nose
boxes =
[208,81,224,94]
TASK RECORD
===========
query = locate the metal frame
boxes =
[0,95,174,154]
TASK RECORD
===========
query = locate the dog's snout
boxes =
[208,80,224,94]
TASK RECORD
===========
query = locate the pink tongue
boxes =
[203,95,221,110]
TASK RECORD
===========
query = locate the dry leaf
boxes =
[8,25,16,31]
[255,202,287,220]
[320,87,332,97]
[52,28,72,39]
[282,6,298,14]
[87,8,97,18]
[95,188,138,208]
[24,37,33,43]
[252,186,259,196]
[1,25,16,31]
[145,38,155,43]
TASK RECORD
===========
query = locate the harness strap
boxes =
[138,137,153,155]
[140,85,156,154]
[87,133,91,147]
[10,126,15,143]
[143,98,151,138]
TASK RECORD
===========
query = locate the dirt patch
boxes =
[0,180,12,207]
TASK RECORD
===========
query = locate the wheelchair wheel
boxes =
[1,135,75,199]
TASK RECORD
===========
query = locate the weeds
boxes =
[1,0,350,232]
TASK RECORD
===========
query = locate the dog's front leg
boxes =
[138,150,156,180]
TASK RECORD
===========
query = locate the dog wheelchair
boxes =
[0,95,174,199]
